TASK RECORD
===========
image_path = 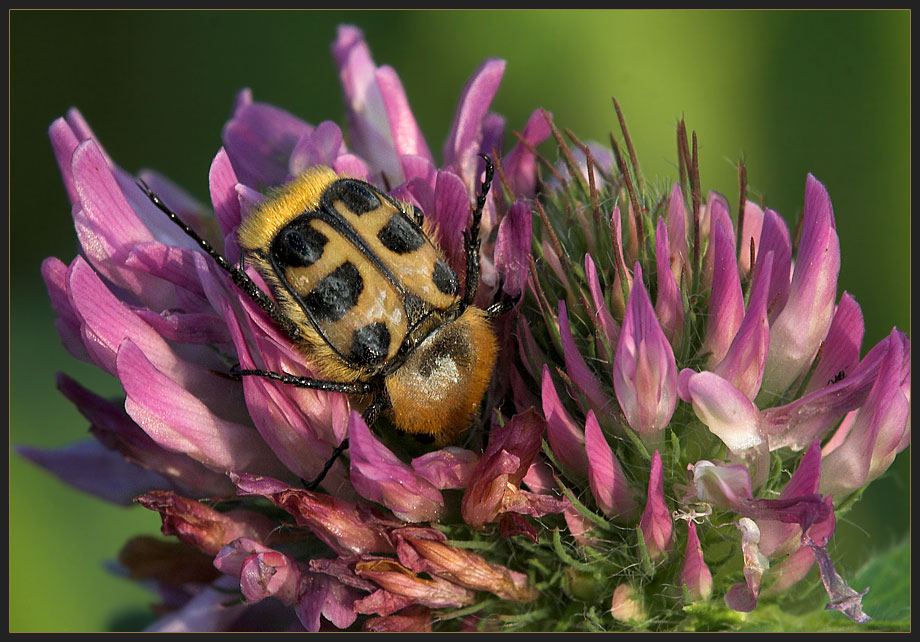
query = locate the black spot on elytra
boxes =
[377,213,425,255]
[349,322,391,365]
[326,179,381,215]
[272,218,328,268]
[304,262,363,322]
[432,258,459,296]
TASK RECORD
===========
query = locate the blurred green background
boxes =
[10,10,909,632]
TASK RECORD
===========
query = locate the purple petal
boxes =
[752,209,792,325]
[762,175,841,395]
[820,328,910,496]
[375,65,432,162]
[296,573,360,632]
[18,440,170,505]
[58,372,235,497]
[208,147,243,261]
[502,108,552,198]
[584,410,636,518]
[493,201,532,297]
[541,365,589,478]
[222,92,311,188]
[145,578,246,632]
[289,120,345,176]
[804,292,864,395]
[558,301,613,417]
[41,257,90,362]
[117,338,290,478]
[700,220,744,367]
[639,451,673,560]
[348,412,444,523]
[584,253,620,356]
[443,58,506,184]
[701,192,736,291]
[804,534,871,623]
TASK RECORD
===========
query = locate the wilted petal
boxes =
[136,490,273,556]
[804,534,871,623]
[398,535,538,602]
[639,451,672,560]
[613,263,678,435]
[584,410,637,519]
[233,473,393,555]
[349,412,444,523]
[461,409,547,529]
[296,572,361,632]
[355,560,475,609]
[725,517,769,613]
[680,522,713,601]
[362,605,431,632]
[762,175,840,396]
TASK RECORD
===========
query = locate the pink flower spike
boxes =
[655,216,684,349]
[584,411,637,519]
[348,411,444,523]
[541,366,589,478]
[639,451,673,560]
[613,263,678,436]
[699,221,744,367]
[680,522,713,601]
[762,175,841,395]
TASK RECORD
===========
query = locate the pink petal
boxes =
[700,220,744,367]
[680,522,713,601]
[639,451,673,560]
[558,300,613,417]
[502,108,552,198]
[655,216,684,348]
[493,201,532,297]
[684,371,764,453]
[584,410,636,518]
[348,412,444,523]
[541,366,588,478]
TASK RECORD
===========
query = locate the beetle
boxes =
[140,155,511,488]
